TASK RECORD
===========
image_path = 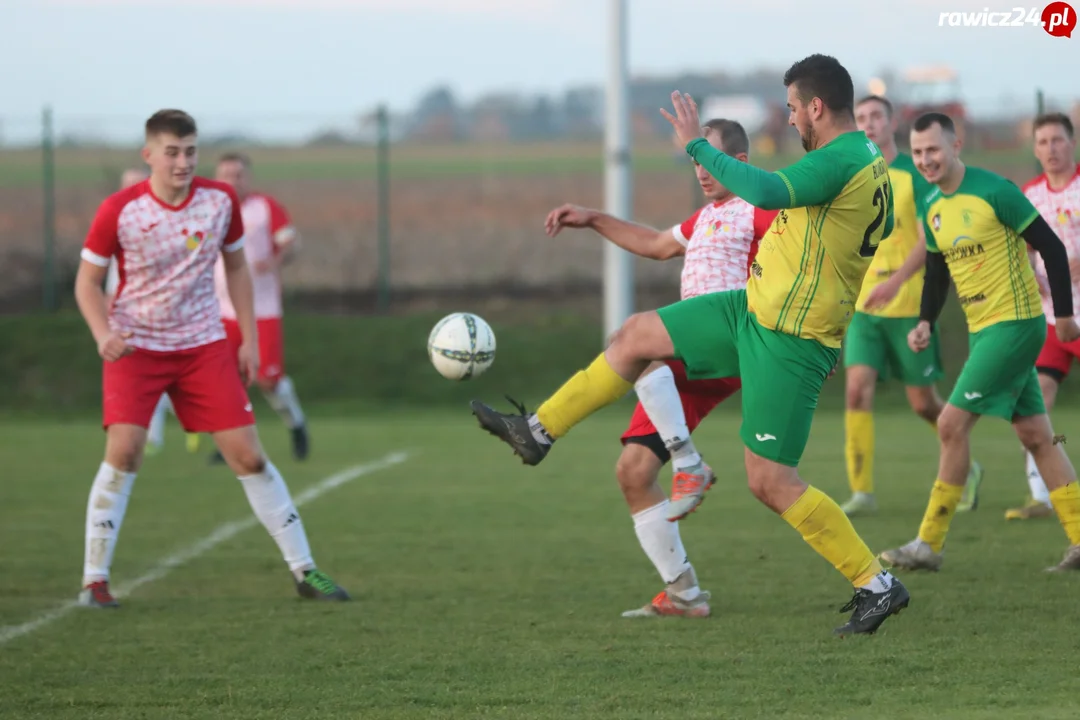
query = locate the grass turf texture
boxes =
[1,309,1079,717]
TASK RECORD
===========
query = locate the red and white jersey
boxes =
[1023,163,1080,324]
[213,193,296,320]
[672,196,778,299]
[81,177,245,352]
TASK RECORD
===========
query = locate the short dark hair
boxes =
[782,54,854,117]
[856,94,893,119]
[1033,112,1074,139]
[703,118,750,156]
[218,151,252,168]
[912,112,956,135]
[145,109,197,139]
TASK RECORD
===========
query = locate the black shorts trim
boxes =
[622,433,670,465]
[1037,366,1065,384]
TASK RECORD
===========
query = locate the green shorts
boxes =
[657,289,839,467]
[950,318,1046,420]
[843,311,943,386]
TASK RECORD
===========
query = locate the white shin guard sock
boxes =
[634,366,699,470]
[237,461,314,577]
[632,500,693,586]
[264,376,306,430]
[83,463,137,585]
[1026,452,1051,505]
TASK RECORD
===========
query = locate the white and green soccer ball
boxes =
[427,312,496,380]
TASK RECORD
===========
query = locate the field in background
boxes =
[0,142,1042,312]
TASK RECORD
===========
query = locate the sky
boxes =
[2,0,1076,142]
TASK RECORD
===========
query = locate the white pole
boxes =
[603,0,633,342]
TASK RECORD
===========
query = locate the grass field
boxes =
[2,407,1080,719]
[2,311,1079,717]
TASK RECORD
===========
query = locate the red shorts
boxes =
[102,339,255,432]
[1036,323,1080,379]
[223,317,284,383]
[620,360,741,459]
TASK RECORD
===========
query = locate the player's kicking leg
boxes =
[180,340,346,600]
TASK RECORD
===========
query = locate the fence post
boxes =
[42,105,57,312]
[375,105,390,313]
[1035,89,1045,176]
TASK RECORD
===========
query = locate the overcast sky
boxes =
[3,0,1076,141]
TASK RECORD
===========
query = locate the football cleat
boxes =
[78,580,119,608]
[470,397,550,466]
[666,462,716,521]
[833,576,910,636]
[296,569,350,601]
[879,539,944,571]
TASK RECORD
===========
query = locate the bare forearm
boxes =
[74,276,112,343]
[226,265,258,342]
[589,213,674,259]
[892,238,928,285]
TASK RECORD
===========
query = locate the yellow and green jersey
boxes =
[922,166,1042,333]
[687,131,894,347]
[855,152,932,317]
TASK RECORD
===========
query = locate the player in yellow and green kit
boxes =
[880,113,1080,573]
[840,95,983,516]
[470,55,911,636]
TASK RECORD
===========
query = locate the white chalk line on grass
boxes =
[0,450,411,646]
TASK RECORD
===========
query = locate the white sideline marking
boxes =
[0,451,410,647]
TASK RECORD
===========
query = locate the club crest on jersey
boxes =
[771,209,789,236]
[184,230,211,251]
[961,209,973,227]
[931,213,941,232]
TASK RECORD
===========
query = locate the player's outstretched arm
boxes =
[544,203,684,260]
[1022,216,1074,321]
[862,227,929,310]
[684,139,848,210]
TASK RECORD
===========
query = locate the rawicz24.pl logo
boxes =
[938,2,1076,36]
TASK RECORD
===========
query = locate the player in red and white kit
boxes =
[543,119,777,618]
[73,110,348,607]
[1010,112,1080,520]
[210,153,309,463]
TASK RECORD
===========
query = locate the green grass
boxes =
[0,143,1040,188]
[1,405,1079,718]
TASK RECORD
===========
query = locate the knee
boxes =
[908,392,941,424]
[936,414,966,445]
[1017,426,1053,455]
[615,447,659,503]
[108,447,142,473]
[844,375,873,411]
[609,312,653,353]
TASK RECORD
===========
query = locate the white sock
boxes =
[528,414,554,446]
[1027,452,1051,505]
[147,393,171,447]
[237,461,314,578]
[859,569,895,594]
[632,500,693,587]
[83,463,137,586]
[634,367,699,470]
[264,376,306,430]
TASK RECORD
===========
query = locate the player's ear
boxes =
[140,144,152,164]
[734,153,749,164]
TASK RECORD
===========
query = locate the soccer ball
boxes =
[427,312,496,380]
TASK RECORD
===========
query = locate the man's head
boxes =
[695,118,750,201]
[120,167,149,189]
[215,152,253,199]
[855,95,895,150]
[783,54,855,152]
[1033,112,1076,177]
[141,109,197,195]
[910,112,962,185]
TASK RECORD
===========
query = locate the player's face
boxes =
[855,101,893,148]
[143,133,197,192]
[694,133,743,201]
[1034,123,1076,175]
[910,125,959,185]
[215,160,251,197]
[785,85,815,152]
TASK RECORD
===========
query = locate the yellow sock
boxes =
[1049,483,1080,545]
[844,410,874,494]
[917,479,964,552]
[535,353,633,439]
[782,486,883,588]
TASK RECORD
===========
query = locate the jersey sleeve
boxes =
[222,186,246,253]
[81,196,121,267]
[770,148,855,208]
[266,196,297,246]
[672,208,703,247]
[989,177,1041,234]
[753,207,779,240]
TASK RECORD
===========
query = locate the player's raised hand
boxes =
[659,91,703,148]
[1056,317,1080,344]
[544,204,596,237]
[98,331,134,362]
[237,341,260,386]
[907,321,931,353]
